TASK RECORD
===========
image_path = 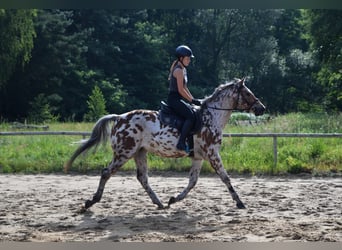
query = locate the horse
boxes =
[64,78,265,212]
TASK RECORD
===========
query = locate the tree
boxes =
[84,85,107,122]
[28,93,56,123]
[0,10,92,120]
[274,9,308,56]
[0,9,340,121]
[0,9,36,88]
[72,10,169,111]
[303,10,342,111]
[263,9,317,113]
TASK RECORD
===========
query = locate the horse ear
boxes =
[237,77,245,87]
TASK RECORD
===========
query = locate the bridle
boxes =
[205,84,260,112]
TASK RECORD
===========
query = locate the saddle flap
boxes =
[160,101,176,115]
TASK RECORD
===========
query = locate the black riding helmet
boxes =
[175,45,194,59]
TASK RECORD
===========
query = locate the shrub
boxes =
[83,85,107,122]
[28,93,57,123]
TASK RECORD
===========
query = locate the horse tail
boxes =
[64,114,119,173]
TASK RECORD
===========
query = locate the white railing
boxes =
[1,131,341,168]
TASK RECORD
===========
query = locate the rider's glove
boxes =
[192,99,202,106]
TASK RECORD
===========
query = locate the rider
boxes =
[167,45,201,152]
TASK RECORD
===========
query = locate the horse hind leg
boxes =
[80,156,126,213]
[135,148,164,209]
[80,167,110,212]
[168,159,203,207]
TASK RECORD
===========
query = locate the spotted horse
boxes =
[64,78,265,212]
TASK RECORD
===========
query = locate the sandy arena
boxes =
[0,173,341,242]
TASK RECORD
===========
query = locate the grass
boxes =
[0,113,341,176]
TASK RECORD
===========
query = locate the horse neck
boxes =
[203,97,234,132]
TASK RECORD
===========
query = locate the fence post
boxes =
[273,135,278,171]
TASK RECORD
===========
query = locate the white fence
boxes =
[1,131,341,168]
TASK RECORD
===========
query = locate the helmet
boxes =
[175,45,194,58]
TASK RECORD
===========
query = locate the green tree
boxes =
[190,9,284,102]
[0,10,92,120]
[265,9,316,113]
[0,9,36,88]
[84,85,107,122]
[74,69,127,114]
[303,10,342,111]
[72,10,169,112]
[1,9,340,121]
[28,93,56,123]
[274,9,308,56]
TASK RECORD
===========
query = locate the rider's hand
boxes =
[192,99,202,106]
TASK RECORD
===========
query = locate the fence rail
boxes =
[0,131,90,136]
[1,131,341,168]
[2,131,341,137]
[222,133,342,169]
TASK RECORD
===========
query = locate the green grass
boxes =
[0,113,341,175]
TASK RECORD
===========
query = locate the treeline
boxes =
[0,9,341,122]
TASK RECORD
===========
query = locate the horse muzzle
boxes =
[251,101,266,116]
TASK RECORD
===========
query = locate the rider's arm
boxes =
[174,68,193,102]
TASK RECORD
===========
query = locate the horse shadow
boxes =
[75,208,219,241]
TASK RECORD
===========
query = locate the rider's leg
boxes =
[176,119,193,152]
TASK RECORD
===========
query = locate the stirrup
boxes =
[188,148,194,157]
[184,144,190,154]
[177,142,190,154]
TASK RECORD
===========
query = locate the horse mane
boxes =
[203,79,239,103]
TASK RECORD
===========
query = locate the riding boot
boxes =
[187,134,194,157]
[177,120,193,153]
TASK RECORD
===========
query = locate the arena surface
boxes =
[0,174,341,242]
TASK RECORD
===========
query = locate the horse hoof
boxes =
[236,202,246,209]
[168,196,176,206]
[78,206,88,214]
[157,205,170,210]
[157,204,165,210]
[85,199,93,209]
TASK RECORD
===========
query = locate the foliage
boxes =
[0,9,36,88]
[83,85,107,122]
[301,9,342,112]
[0,9,341,121]
[0,10,92,120]
[28,93,58,123]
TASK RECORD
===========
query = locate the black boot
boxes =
[177,120,193,153]
[187,134,194,157]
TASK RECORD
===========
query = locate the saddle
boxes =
[158,101,203,154]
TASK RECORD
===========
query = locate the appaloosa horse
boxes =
[64,78,265,211]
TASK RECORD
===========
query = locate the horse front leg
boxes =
[168,159,203,207]
[209,151,246,209]
[135,148,164,209]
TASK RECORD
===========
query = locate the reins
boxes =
[206,106,247,111]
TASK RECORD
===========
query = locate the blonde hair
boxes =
[168,60,178,81]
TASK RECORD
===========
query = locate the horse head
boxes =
[235,78,265,116]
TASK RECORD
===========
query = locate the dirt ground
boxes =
[0,173,341,242]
